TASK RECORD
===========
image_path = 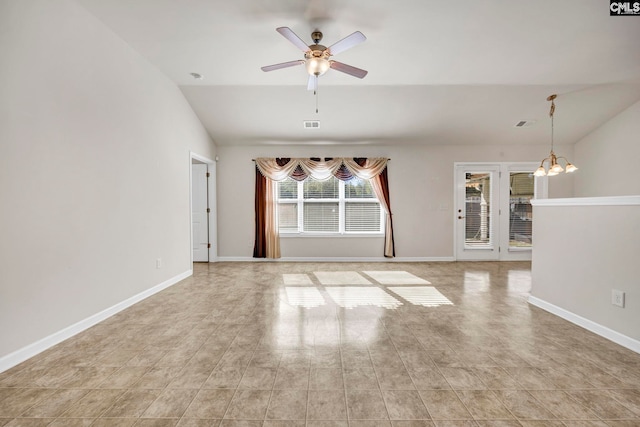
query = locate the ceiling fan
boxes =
[261,27,368,91]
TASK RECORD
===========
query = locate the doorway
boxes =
[190,153,216,263]
[454,163,546,261]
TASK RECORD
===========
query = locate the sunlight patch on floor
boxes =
[284,286,326,309]
[314,271,372,285]
[363,271,431,285]
[388,286,453,307]
[325,287,402,310]
[283,273,314,285]
[463,271,491,292]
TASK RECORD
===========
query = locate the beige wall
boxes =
[530,99,640,351]
[574,100,640,197]
[0,0,216,360]
[531,200,640,344]
[216,144,573,259]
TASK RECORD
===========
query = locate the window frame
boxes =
[277,176,385,237]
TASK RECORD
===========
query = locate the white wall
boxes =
[0,0,216,363]
[573,100,640,197]
[216,143,573,259]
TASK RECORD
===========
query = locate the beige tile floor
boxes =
[1,261,639,426]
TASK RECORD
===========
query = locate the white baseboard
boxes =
[0,269,193,374]
[528,296,640,354]
[215,256,455,262]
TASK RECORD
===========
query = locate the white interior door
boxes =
[191,163,209,262]
[455,163,545,261]
[455,165,500,260]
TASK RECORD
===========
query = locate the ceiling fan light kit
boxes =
[533,94,578,177]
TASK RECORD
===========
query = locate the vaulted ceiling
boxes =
[77,0,640,146]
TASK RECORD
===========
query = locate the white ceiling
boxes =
[77,0,640,146]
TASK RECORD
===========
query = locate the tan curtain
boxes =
[264,177,280,258]
[344,158,389,180]
[255,158,301,181]
[370,167,395,258]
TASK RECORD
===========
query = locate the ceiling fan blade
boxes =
[327,31,366,55]
[307,75,318,91]
[330,61,368,79]
[261,60,304,72]
[276,27,310,52]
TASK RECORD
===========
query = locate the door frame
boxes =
[190,152,217,263]
[453,162,547,261]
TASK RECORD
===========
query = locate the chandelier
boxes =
[534,94,578,177]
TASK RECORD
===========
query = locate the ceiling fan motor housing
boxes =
[305,45,330,60]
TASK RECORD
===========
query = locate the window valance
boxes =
[255,157,389,182]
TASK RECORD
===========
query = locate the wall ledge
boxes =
[531,195,640,207]
[528,296,640,354]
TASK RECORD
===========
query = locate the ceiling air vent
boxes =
[303,120,320,129]
[514,120,536,128]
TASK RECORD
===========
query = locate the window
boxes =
[508,172,534,248]
[277,176,383,235]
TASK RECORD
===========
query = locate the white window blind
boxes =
[345,203,381,232]
[509,172,533,248]
[277,176,383,235]
[303,203,339,232]
[464,172,494,248]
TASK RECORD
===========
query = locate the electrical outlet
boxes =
[611,289,625,308]
[156,258,162,269]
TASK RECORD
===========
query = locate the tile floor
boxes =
[1,261,640,426]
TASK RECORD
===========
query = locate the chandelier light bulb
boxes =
[550,163,564,174]
[534,166,547,177]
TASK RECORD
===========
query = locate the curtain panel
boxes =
[253,168,280,259]
[253,157,395,258]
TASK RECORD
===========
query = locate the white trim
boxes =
[528,296,640,354]
[0,270,192,374]
[531,195,640,207]
[278,177,385,235]
[279,233,384,238]
[215,256,455,262]
[190,151,217,262]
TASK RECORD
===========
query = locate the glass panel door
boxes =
[508,172,533,249]
[455,163,545,261]
[498,164,543,261]
[455,165,499,260]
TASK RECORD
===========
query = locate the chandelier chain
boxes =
[549,98,555,152]
[534,94,577,177]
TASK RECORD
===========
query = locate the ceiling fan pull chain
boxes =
[315,77,319,114]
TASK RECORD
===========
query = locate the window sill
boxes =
[280,233,384,238]
[508,247,532,252]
